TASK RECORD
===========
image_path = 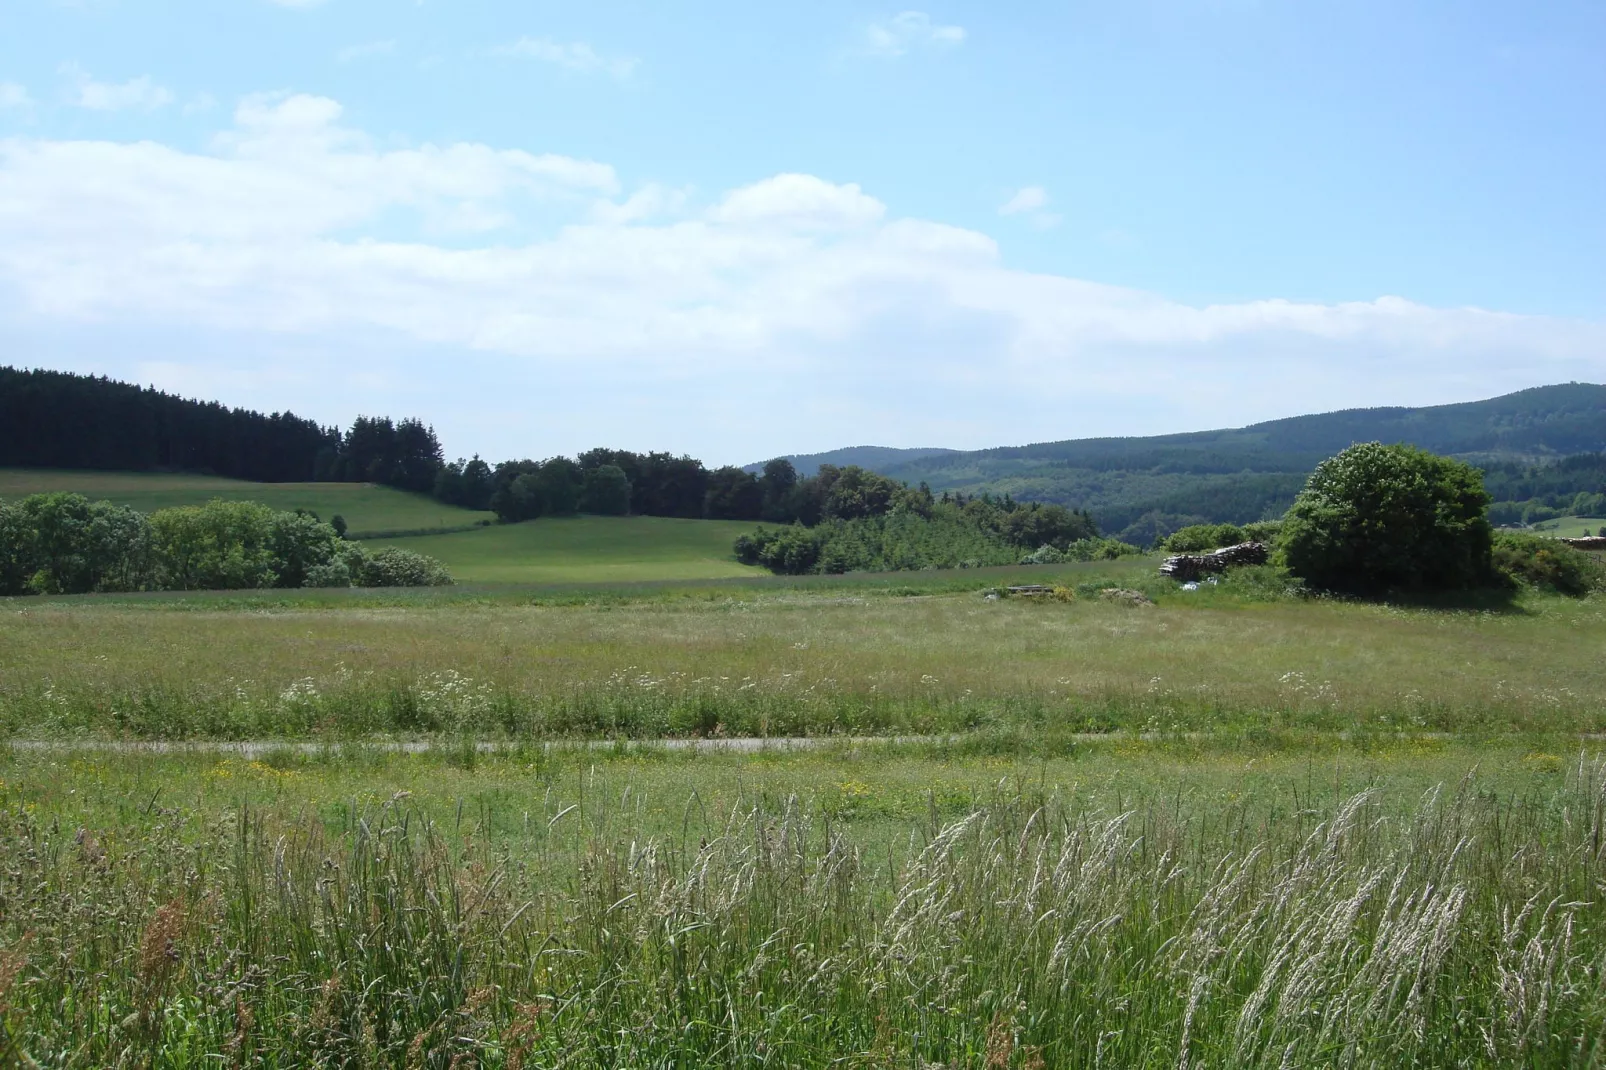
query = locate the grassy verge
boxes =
[1,741,1601,1065]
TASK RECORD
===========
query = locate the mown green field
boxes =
[379,515,765,584]
[0,467,493,537]
[1527,514,1606,538]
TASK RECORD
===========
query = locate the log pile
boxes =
[1561,537,1606,551]
[1160,541,1269,582]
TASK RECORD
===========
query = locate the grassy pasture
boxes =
[2,563,1602,739]
[0,740,1602,1064]
[1526,514,1606,538]
[0,467,494,537]
[377,515,766,584]
[5,556,1606,1063]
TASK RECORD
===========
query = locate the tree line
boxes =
[0,493,452,596]
[8,366,1601,540]
[0,366,339,482]
[732,472,1132,575]
[0,367,450,489]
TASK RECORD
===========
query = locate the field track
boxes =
[10,729,1605,757]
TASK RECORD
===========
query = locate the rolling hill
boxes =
[742,445,958,478]
[761,384,1606,541]
[377,515,763,584]
[0,468,494,538]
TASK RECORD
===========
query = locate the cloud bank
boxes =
[0,94,1599,461]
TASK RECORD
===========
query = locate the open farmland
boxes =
[1527,514,1606,538]
[2,562,1602,740]
[4,560,1606,1065]
[376,515,766,584]
[0,468,494,537]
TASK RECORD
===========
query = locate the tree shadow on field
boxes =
[1365,585,1532,616]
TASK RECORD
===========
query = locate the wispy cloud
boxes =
[491,38,637,79]
[999,185,1061,229]
[0,82,31,109]
[337,39,397,63]
[864,11,966,58]
[60,64,174,111]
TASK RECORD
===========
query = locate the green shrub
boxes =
[0,498,27,595]
[352,546,454,587]
[1280,442,1493,594]
[0,496,453,594]
[1162,523,1245,552]
[1062,537,1144,561]
[303,558,354,588]
[737,525,825,574]
[1020,544,1065,565]
[6,493,153,594]
[151,499,342,591]
[1492,532,1605,596]
[1241,519,1283,545]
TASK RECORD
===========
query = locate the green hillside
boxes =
[745,445,959,478]
[0,468,494,537]
[1528,516,1605,539]
[850,383,1606,540]
[379,515,765,584]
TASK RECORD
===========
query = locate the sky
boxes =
[0,0,1602,465]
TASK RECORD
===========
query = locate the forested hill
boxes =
[741,445,958,478]
[800,384,1606,542]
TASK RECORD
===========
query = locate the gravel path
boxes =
[2,736,944,758]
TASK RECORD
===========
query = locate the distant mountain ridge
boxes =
[754,384,1606,542]
[742,445,958,478]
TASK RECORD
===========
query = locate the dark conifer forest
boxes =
[0,366,339,482]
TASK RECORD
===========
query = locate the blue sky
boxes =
[0,0,1601,463]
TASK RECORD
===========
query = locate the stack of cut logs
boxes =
[1561,537,1606,551]
[1160,541,1269,582]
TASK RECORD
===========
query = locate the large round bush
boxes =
[1280,442,1493,594]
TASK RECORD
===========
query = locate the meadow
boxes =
[4,554,1606,1064]
[1,739,1602,1065]
[379,515,765,584]
[1523,514,1606,538]
[0,468,494,537]
[2,562,1602,740]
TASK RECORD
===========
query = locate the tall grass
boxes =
[4,585,1603,739]
[2,758,1603,1065]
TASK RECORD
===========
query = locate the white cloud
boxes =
[491,38,637,79]
[864,12,966,58]
[0,83,31,109]
[999,185,1062,229]
[0,95,1598,461]
[591,183,690,225]
[60,64,174,112]
[999,186,1048,215]
[337,39,397,63]
[709,174,884,229]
